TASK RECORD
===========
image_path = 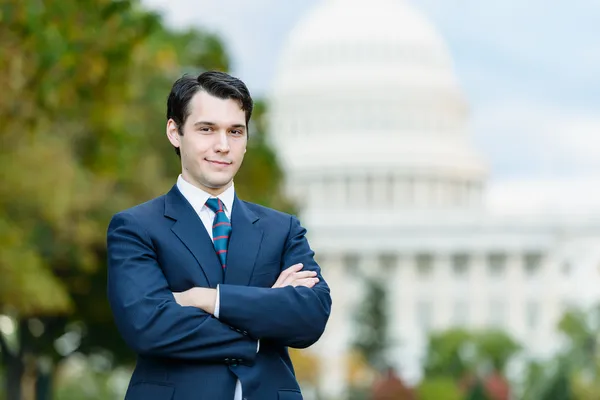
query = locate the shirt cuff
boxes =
[214,284,220,318]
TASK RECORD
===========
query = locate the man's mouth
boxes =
[206,159,232,166]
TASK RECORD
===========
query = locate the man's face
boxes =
[167,91,247,195]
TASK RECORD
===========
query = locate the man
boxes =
[107,71,331,400]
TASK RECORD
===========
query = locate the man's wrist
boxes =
[214,285,221,318]
[190,287,217,314]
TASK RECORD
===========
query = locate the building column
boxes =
[435,253,453,329]
[470,252,487,328]
[506,252,525,340]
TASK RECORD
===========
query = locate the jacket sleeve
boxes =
[107,211,258,363]
[217,215,332,349]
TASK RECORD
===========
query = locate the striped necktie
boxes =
[205,198,231,269]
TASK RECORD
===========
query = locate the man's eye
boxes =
[200,127,211,132]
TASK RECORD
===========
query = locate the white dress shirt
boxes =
[176,175,250,400]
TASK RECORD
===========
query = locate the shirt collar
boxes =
[176,174,235,217]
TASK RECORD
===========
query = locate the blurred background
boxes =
[1,0,600,399]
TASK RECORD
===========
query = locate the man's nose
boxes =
[215,131,230,152]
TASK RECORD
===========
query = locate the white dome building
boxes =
[267,0,600,398]
[269,0,486,214]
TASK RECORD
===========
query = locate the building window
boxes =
[416,300,433,332]
[416,254,434,278]
[344,254,360,275]
[524,253,543,276]
[488,253,506,277]
[379,254,397,273]
[526,301,539,331]
[452,254,470,277]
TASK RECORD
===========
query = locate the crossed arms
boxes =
[106,211,332,363]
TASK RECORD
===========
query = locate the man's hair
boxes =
[166,71,254,156]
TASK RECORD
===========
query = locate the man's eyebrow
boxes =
[193,122,246,129]
[193,121,217,126]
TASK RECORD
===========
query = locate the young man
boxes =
[107,71,331,400]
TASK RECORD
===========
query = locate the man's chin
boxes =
[205,179,233,190]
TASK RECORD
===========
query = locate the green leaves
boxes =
[417,377,463,400]
[352,277,390,371]
[424,328,520,379]
[0,219,72,316]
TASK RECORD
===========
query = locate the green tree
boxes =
[417,377,462,400]
[424,329,473,380]
[1,1,164,396]
[465,379,490,400]
[522,305,599,400]
[420,328,519,400]
[474,330,520,372]
[535,359,573,400]
[352,277,390,371]
[423,329,519,378]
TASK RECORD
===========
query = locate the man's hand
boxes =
[272,263,319,289]
[173,287,217,314]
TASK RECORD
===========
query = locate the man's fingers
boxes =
[291,277,319,288]
[285,263,303,273]
[292,270,317,280]
[273,263,304,288]
[277,263,302,281]
[281,269,314,287]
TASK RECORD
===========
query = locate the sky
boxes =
[142,0,600,212]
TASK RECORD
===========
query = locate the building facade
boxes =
[267,0,600,398]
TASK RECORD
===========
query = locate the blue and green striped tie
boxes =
[205,198,231,269]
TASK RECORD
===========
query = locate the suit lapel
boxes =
[164,185,223,288]
[224,195,263,286]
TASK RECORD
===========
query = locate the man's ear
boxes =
[166,119,181,149]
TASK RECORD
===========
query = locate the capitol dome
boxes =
[267,0,487,212]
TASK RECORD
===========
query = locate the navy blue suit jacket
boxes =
[107,185,332,400]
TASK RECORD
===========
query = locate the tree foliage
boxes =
[420,328,519,400]
[521,305,600,400]
[423,328,520,380]
[417,377,463,400]
[352,277,390,371]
